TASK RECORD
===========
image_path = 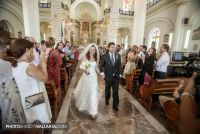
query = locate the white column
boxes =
[51,0,62,44]
[22,0,40,42]
[132,0,147,45]
[107,0,113,8]
[107,0,119,44]
[172,1,187,51]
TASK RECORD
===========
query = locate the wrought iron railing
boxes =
[38,2,51,8]
[119,9,134,16]
[104,8,111,14]
[147,0,162,8]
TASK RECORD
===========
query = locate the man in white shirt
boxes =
[155,44,170,79]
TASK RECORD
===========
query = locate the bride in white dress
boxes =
[74,43,100,119]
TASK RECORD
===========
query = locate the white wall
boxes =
[144,1,177,49]
[0,0,24,38]
[185,0,200,52]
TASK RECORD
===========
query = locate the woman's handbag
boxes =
[25,92,45,109]
[144,72,151,86]
[25,77,45,109]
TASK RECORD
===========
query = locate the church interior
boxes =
[0,0,200,134]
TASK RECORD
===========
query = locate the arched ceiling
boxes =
[70,0,102,21]
[74,2,97,21]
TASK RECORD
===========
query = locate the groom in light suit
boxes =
[100,42,121,111]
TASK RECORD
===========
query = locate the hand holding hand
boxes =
[100,72,105,79]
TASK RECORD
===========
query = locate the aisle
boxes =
[63,70,168,134]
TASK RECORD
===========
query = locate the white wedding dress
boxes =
[74,60,99,116]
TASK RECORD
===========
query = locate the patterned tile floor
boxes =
[64,75,169,134]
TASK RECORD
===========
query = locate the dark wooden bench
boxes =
[139,78,180,110]
[45,81,59,121]
[60,68,68,95]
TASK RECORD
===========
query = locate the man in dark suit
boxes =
[99,42,121,111]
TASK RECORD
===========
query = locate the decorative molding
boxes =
[0,5,23,25]
[147,0,162,8]
[176,0,188,6]
[145,18,174,30]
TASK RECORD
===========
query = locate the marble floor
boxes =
[52,67,169,134]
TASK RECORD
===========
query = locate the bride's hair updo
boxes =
[86,45,97,61]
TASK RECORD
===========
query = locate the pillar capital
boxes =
[176,0,188,6]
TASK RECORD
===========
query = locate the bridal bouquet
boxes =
[80,60,91,75]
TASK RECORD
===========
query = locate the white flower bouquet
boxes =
[80,60,91,75]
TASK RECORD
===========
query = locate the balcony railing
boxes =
[104,8,111,14]
[119,9,134,16]
[38,2,51,8]
[147,0,162,8]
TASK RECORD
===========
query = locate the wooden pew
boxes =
[163,100,180,131]
[139,78,180,110]
[125,69,141,95]
[60,68,68,95]
[45,81,59,121]
[66,63,72,82]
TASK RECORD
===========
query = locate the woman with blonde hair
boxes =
[123,45,138,92]
[123,45,138,76]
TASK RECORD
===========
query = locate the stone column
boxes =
[172,0,188,51]
[22,0,40,42]
[51,0,62,44]
[132,0,147,45]
[107,0,119,44]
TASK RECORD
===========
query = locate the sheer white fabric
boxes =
[74,60,99,116]
[12,62,52,123]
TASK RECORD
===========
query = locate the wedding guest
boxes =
[123,46,138,76]
[118,44,126,66]
[139,48,156,86]
[159,79,185,108]
[0,41,26,127]
[58,49,68,68]
[46,37,62,88]
[73,46,79,60]
[155,44,170,79]
[11,39,52,123]
[179,72,200,134]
